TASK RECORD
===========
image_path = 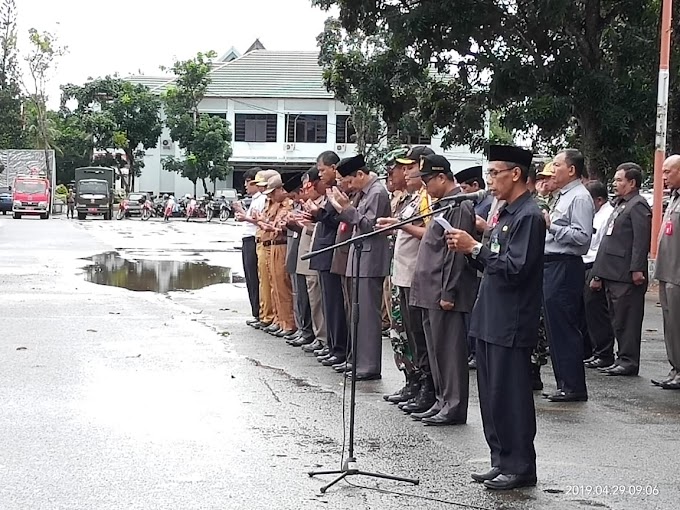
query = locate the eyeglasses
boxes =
[486,167,516,179]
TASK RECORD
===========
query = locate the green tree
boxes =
[162,51,233,195]
[0,0,23,148]
[316,17,429,171]
[60,77,162,191]
[52,111,90,185]
[313,0,664,180]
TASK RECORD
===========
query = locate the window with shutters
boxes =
[234,114,277,142]
[400,133,432,145]
[335,115,357,144]
[286,114,327,143]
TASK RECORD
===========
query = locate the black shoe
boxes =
[542,389,561,398]
[484,473,537,490]
[276,329,295,338]
[660,380,680,389]
[317,353,333,363]
[585,358,615,369]
[334,362,352,373]
[253,321,271,330]
[263,324,280,334]
[293,336,314,347]
[385,372,421,403]
[302,339,322,353]
[401,375,436,414]
[246,318,260,327]
[345,372,381,381]
[321,355,345,367]
[546,390,588,402]
[604,365,637,376]
[411,408,439,421]
[583,356,596,365]
[283,331,301,341]
[597,364,617,372]
[422,413,465,426]
[315,347,330,357]
[471,467,501,483]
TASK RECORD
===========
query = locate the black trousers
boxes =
[476,339,536,476]
[296,273,314,340]
[319,270,348,358]
[242,236,259,319]
[398,287,430,376]
[583,267,615,363]
[544,257,587,395]
[603,279,647,372]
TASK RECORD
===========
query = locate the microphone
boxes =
[438,189,488,204]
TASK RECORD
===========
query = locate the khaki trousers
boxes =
[256,242,275,324]
[306,273,327,346]
[267,244,295,331]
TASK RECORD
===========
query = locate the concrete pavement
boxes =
[0,215,677,510]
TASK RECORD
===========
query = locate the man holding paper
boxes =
[446,145,545,490]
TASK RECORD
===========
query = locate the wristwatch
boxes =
[471,242,483,258]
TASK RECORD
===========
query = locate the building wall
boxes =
[136,97,481,196]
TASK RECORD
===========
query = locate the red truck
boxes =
[12,172,51,220]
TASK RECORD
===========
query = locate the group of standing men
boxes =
[234,144,680,491]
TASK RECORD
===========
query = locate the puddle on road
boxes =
[83,251,242,293]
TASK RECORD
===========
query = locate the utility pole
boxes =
[652,0,674,258]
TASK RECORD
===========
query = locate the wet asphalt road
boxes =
[0,214,678,510]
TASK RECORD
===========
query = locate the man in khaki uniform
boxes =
[253,170,279,329]
[259,172,296,337]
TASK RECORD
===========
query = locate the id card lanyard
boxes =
[663,193,680,237]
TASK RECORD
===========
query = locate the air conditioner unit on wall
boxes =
[161,139,174,151]
[336,144,346,152]
[284,143,295,152]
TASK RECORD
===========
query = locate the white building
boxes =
[126,41,482,196]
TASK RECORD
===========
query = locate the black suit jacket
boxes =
[310,199,341,271]
[592,192,652,283]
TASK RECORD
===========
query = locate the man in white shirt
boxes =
[582,181,615,369]
[234,168,270,328]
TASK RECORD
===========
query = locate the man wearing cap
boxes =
[234,167,265,327]
[446,145,545,490]
[243,169,278,331]
[457,165,493,220]
[258,172,296,337]
[329,154,391,380]
[406,154,477,425]
[307,151,349,366]
[377,148,432,406]
[543,149,594,402]
[283,173,315,346]
[534,162,558,212]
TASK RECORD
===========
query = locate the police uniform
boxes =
[467,145,545,488]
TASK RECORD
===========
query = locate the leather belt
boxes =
[262,240,287,247]
[544,254,582,263]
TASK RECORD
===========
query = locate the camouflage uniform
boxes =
[388,191,415,374]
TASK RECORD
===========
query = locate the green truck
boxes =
[75,167,115,220]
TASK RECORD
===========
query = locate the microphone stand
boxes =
[302,197,469,493]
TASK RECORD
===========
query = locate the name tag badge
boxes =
[665,220,674,236]
[606,222,614,236]
[293,232,299,239]
[490,234,501,254]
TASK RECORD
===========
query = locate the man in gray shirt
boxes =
[542,149,595,402]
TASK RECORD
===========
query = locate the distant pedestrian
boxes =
[67,189,75,219]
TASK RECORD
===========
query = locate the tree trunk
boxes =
[578,112,605,181]
[201,177,209,195]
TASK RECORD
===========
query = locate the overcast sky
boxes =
[16,0,335,106]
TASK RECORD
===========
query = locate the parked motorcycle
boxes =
[163,196,177,222]
[186,195,209,222]
[219,197,232,222]
[116,200,130,220]
[140,197,155,221]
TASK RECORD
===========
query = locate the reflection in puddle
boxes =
[83,251,239,293]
